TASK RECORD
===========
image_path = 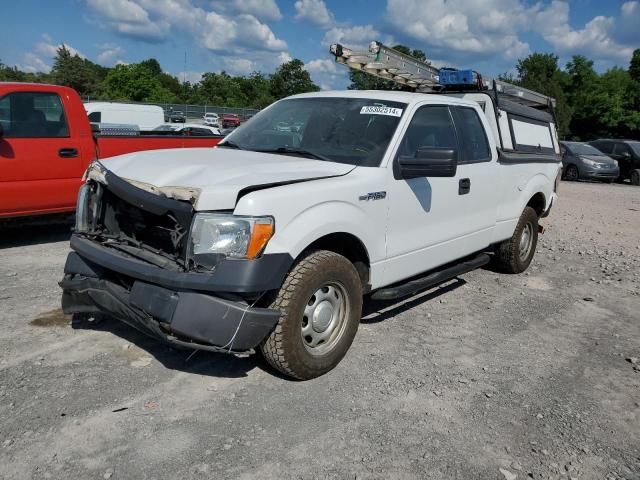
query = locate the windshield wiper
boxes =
[218,141,243,150]
[256,147,331,161]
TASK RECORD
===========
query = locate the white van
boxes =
[84,102,164,131]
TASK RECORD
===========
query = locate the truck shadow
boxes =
[70,278,466,380]
[361,278,466,324]
[0,216,73,249]
[71,313,261,379]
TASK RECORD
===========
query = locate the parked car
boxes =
[589,139,640,185]
[203,112,219,127]
[559,141,619,183]
[61,90,561,380]
[170,110,186,123]
[0,83,223,219]
[85,102,164,131]
[153,123,220,136]
[221,113,241,128]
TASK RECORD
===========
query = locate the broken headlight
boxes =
[189,214,274,265]
[75,184,91,233]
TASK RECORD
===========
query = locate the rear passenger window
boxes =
[613,143,631,155]
[0,92,69,138]
[452,107,491,163]
[88,111,101,123]
[398,105,457,158]
[593,142,613,154]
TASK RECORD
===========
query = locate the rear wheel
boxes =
[260,250,363,380]
[564,164,579,181]
[631,169,640,186]
[493,207,539,274]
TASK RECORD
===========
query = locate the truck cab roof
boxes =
[289,89,480,108]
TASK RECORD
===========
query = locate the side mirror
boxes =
[622,151,632,159]
[398,147,458,179]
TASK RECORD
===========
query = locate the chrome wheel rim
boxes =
[519,222,534,262]
[302,282,349,355]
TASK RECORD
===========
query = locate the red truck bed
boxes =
[0,83,222,218]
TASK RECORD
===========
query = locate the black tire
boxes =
[564,164,579,181]
[260,250,363,380]
[493,207,539,274]
[631,169,640,186]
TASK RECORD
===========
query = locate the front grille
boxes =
[85,178,193,266]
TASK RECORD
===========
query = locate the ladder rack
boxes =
[329,41,556,109]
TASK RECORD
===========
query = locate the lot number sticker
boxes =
[360,106,403,117]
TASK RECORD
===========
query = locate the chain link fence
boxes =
[83,98,260,123]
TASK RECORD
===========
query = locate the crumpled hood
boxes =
[581,155,618,167]
[100,147,355,210]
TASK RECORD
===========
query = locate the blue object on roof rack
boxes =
[438,69,477,86]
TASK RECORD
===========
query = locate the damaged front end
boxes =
[62,163,291,353]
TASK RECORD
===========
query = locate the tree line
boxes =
[2,45,639,140]
[0,46,319,110]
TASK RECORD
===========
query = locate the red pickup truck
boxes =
[0,83,223,219]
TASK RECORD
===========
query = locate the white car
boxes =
[203,112,219,127]
[63,90,561,380]
[153,123,220,136]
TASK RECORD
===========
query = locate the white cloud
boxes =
[200,13,287,53]
[19,53,52,74]
[383,0,637,67]
[83,0,292,75]
[322,25,382,51]
[212,0,282,22]
[294,0,334,28]
[37,41,85,59]
[97,43,124,65]
[304,58,348,90]
[384,0,533,61]
[534,1,638,62]
[278,52,293,64]
[176,70,204,84]
[86,0,168,42]
[223,58,256,76]
[18,37,86,74]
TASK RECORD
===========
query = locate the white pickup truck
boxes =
[61,89,561,379]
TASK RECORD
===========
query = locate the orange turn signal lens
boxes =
[247,220,274,259]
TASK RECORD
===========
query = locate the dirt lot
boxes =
[0,181,639,480]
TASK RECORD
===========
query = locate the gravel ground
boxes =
[0,181,639,480]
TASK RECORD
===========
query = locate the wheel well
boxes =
[302,233,370,289]
[527,192,546,217]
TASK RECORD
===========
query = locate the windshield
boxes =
[567,143,604,156]
[629,142,640,156]
[221,97,407,167]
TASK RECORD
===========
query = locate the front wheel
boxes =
[564,164,579,181]
[493,207,539,274]
[260,250,363,380]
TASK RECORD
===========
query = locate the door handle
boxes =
[459,178,471,195]
[59,148,79,158]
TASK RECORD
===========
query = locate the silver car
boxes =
[560,141,619,183]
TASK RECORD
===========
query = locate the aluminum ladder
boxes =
[329,41,556,108]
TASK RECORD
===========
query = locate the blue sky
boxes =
[2,0,638,89]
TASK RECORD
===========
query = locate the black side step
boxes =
[370,253,490,301]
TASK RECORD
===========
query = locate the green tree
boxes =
[51,46,106,98]
[564,55,598,139]
[102,62,177,103]
[270,59,319,99]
